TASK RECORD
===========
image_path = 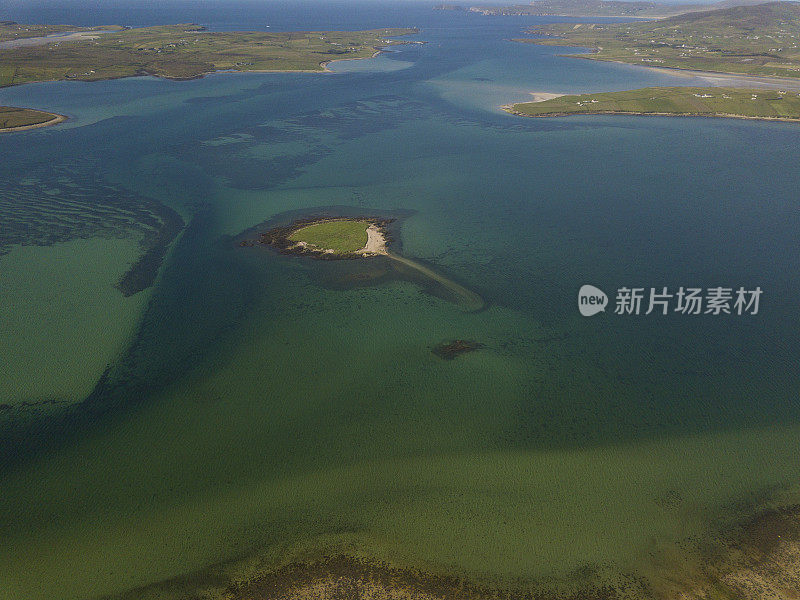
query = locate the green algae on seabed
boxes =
[0,237,150,406]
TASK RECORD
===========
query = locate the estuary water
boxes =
[1,2,800,599]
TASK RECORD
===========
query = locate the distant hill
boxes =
[658,0,800,24]
[466,0,791,18]
[515,1,800,78]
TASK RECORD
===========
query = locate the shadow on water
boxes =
[0,208,263,474]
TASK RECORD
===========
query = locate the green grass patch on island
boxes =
[508,87,800,120]
[288,220,371,254]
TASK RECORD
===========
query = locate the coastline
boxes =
[0,29,116,49]
[473,11,657,19]
[215,48,388,75]
[526,91,565,102]
[106,487,800,600]
[541,13,655,18]
[499,56,800,123]
[7,47,391,85]
[0,29,420,88]
[645,65,800,90]
[0,111,67,133]
[586,57,800,90]
[556,50,800,90]
[320,48,384,71]
[503,104,800,124]
[516,36,800,90]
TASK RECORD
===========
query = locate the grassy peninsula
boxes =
[516,2,800,79]
[0,23,417,87]
[0,106,66,131]
[507,86,800,120]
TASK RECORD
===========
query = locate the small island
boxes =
[506,86,800,122]
[258,218,390,259]
[250,215,485,311]
[0,106,66,132]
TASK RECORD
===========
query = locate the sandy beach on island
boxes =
[567,53,800,91]
[651,67,800,91]
[361,223,388,256]
[527,91,565,102]
[499,91,564,112]
[321,49,385,71]
[238,48,388,74]
[0,29,115,50]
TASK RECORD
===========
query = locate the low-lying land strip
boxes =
[515,2,800,79]
[464,0,761,19]
[506,86,800,121]
[0,106,66,132]
[0,22,418,87]
[0,22,123,43]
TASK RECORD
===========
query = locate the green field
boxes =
[517,2,800,78]
[0,23,417,87]
[0,106,61,129]
[288,220,371,254]
[508,86,800,119]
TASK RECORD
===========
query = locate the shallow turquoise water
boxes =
[1,3,800,599]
